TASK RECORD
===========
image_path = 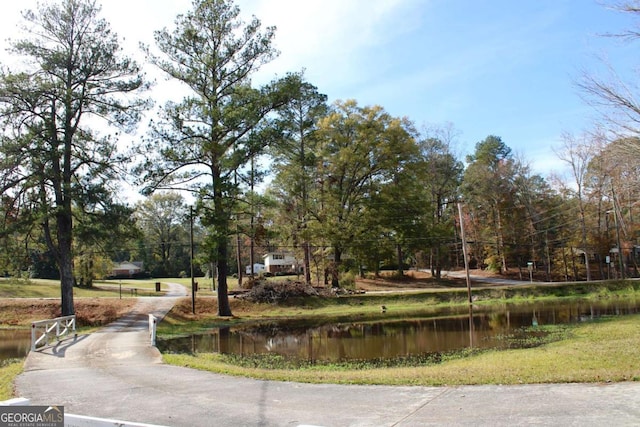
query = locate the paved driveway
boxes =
[14,283,640,426]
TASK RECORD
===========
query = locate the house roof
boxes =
[262,252,294,258]
[113,262,142,271]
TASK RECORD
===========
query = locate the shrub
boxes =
[340,271,356,289]
[484,255,501,273]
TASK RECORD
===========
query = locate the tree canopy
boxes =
[0,0,148,314]
[3,0,640,303]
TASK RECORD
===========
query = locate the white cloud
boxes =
[1,0,426,97]
[238,0,427,93]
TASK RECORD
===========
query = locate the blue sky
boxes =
[0,0,637,179]
[240,0,638,177]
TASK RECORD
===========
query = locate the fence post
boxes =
[71,316,77,338]
[149,314,157,346]
[30,324,36,352]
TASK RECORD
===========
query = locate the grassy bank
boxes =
[0,359,23,400]
[0,278,175,299]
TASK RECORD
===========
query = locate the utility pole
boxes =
[190,206,196,314]
[457,203,472,304]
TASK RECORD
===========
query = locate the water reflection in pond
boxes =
[158,298,640,362]
[0,329,31,359]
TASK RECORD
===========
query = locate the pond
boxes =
[0,329,31,360]
[3,297,639,363]
[157,298,640,363]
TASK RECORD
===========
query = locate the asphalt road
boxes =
[14,282,640,426]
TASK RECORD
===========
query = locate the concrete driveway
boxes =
[14,282,640,426]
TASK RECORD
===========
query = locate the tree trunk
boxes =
[214,166,232,317]
[544,231,552,282]
[57,213,75,316]
[249,220,255,277]
[571,247,578,280]
[235,230,242,287]
[496,209,508,273]
[217,238,232,316]
[396,243,404,276]
[303,241,311,284]
[331,246,341,287]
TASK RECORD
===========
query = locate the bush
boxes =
[339,271,356,289]
[484,255,501,273]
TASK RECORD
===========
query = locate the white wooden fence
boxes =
[31,315,77,351]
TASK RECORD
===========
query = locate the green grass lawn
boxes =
[0,359,23,401]
[0,278,184,298]
[0,278,118,298]
[0,274,311,299]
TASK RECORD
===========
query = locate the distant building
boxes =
[263,252,300,274]
[111,261,143,278]
[245,263,266,275]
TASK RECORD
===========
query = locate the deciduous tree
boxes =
[310,100,418,286]
[418,131,463,278]
[134,192,188,277]
[556,131,600,280]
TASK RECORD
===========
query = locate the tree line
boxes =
[1,0,640,317]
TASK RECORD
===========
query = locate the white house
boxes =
[263,252,300,274]
[245,263,266,275]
